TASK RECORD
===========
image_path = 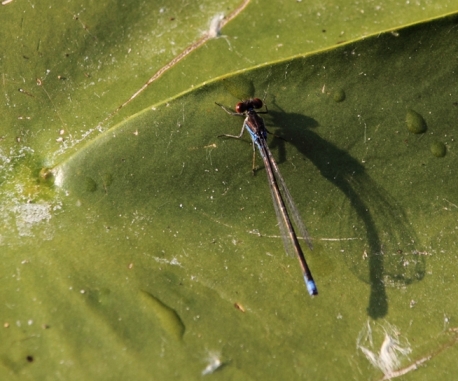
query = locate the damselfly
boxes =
[216,98,318,296]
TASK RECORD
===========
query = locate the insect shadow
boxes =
[265,108,425,319]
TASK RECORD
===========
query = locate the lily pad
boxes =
[1,1,458,380]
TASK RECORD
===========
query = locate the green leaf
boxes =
[1,1,458,380]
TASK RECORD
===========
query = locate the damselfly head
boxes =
[235,98,263,113]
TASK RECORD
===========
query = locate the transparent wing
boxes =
[264,145,313,251]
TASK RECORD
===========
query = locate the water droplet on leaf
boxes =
[333,89,346,102]
[430,141,446,157]
[406,109,427,134]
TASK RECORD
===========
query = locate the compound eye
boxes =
[252,98,263,109]
[235,102,246,113]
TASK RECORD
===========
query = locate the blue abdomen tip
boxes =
[305,279,318,296]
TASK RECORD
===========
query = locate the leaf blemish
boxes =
[140,290,185,341]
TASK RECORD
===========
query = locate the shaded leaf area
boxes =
[1,14,456,380]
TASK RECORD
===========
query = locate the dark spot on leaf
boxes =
[85,177,97,192]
